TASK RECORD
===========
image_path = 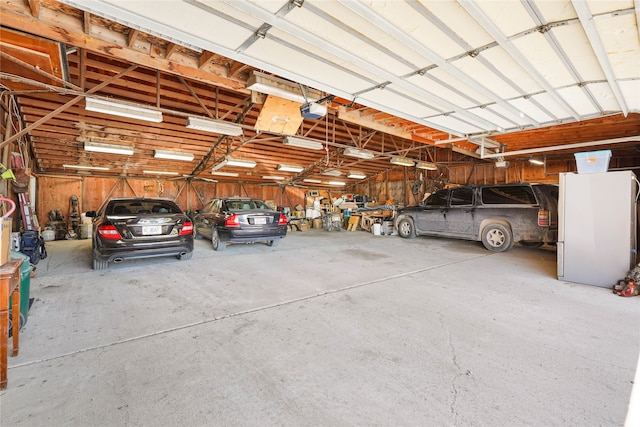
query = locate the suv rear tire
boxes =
[397,217,416,239]
[481,223,514,252]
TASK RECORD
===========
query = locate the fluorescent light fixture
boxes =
[186,116,243,136]
[84,141,134,156]
[416,161,438,170]
[390,156,415,167]
[211,171,240,177]
[225,157,256,168]
[495,160,509,168]
[262,175,285,180]
[154,149,194,161]
[303,178,322,183]
[347,171,367,179]
[344,147,375,159]
[284,136,324,150]
[322,169,342,176]
[246,71,320,104]
[85,97,162,123]
[63,164,110,171]
[277,164,304,173]
[328,181,346,186]
[143,170,179,176]
[529,158,545,165]
[212,157,257,170]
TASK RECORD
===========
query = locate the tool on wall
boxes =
[68,195,80,238]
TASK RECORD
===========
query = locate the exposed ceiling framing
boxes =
[0,0,639,187]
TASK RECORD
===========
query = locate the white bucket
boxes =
[372,223,382,236]
[42,229,56,241]
[79,223,91,239]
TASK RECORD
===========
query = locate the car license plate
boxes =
[142,225,162,235]
[254,217,266,225]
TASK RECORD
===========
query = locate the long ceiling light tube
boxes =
[186,116,244,136]
[225,157,257,168]
[211,171,239,177]
[416,161,438,170]
[212,157,257,171]
[143,170,179,176]
[390,156,415,167]
[277,164,304,173]
[85,97,163,123]
[84,141,134,155]
[321,169,342,176]
[284,136,324,150]
[344,147,375,159]
[303,178,322,183]
[63,164,110,171]
[142,170,179,175]
[347,171,367,179]
[154,149,194,161]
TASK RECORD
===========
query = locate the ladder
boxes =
[17,193,38,231]
[10,152,39,231]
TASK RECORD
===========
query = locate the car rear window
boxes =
[107,201,181,215]
[226,200,272,211]
[481,186,537,205]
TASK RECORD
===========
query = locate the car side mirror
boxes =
[85,211,97,217]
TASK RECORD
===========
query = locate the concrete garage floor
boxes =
[1,229,638,426]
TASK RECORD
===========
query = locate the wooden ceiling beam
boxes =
[127,29,140,48]
[0,2,247,93]
[165,42,178,60]
[27,0,40,17]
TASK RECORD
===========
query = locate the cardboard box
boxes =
[0,218,12,265]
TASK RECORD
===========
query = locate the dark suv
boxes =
[395,183,558,252]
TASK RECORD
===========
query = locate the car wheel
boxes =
[212,228,226,252]
[93,256,108,270]
[397,217,416,239]
[177,251,193,260]
[482,223,514,252]
[520,241,544,248]
[267,239,279,247]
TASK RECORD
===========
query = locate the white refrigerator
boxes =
[557,170,638,287]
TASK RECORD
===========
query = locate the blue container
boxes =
[574,150,611,174]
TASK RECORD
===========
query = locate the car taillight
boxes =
[278,214,287,225]
[225,214,240,227]
[538,210,550,226]
[180,221,193,235]
[97,224,122,240]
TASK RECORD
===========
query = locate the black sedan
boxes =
[86,197,194,270]
[193,197,287,251]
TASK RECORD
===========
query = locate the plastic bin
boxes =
[574,150,611,174]
[9,250,32,330]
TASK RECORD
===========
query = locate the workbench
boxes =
[0,259,23,390]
